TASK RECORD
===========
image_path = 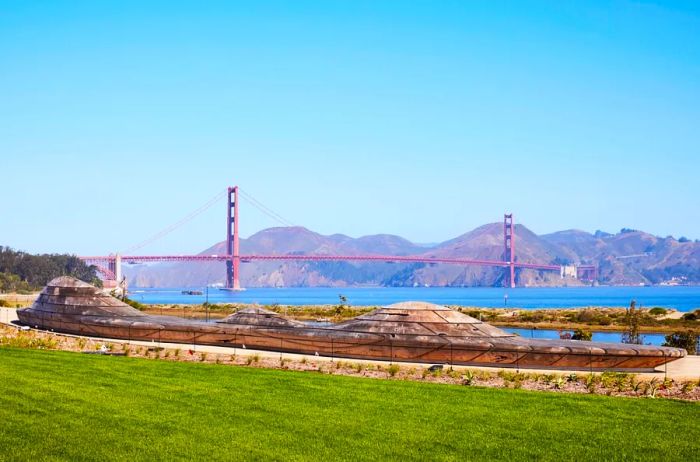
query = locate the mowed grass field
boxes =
[0,348,698,461]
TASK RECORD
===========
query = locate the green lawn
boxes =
[0,348,698,461]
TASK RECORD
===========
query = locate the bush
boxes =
[682,310,699,321]
[649,307,668,316]
[0,299,9,307]
[663,331,699,354]
[571,329,592,341]
[520,312,544,323]
[122,297,148,311]
[577,310,597,323]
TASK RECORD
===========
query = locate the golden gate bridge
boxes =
[80,186,597,289]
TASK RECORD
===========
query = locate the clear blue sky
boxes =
[1,1,699,255]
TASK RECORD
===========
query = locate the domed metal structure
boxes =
[17,277,686,371]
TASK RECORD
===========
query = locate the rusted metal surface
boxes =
[17,277,686,371]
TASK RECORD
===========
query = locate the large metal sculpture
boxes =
[18,277,686,371]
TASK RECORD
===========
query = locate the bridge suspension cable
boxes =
[238,188,295,227]
[121,189,228,254]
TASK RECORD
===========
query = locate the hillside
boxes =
[541,229,700,285]
[124,225,700,288]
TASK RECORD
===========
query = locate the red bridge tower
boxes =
[225,186,241,290]
[503,214,515,288]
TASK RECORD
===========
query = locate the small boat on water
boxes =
[17,277,686,371]
[181,290,203,295]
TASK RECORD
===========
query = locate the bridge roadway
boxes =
[81,254,562,271]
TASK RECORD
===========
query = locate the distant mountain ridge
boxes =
[124,224,700,288]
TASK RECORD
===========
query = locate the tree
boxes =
[335,294,349,315]
[663,331,698,355]
[621,300,643,345]
[0,246,99,291]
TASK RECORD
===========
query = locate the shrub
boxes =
[122,297,148,311]
[649,307,668,316]
[630,376,641,393]
[521,312,544,323]
[647,378,660,398]
[663,331,699,354]
[571,328,592,341]
[577,310,597,323]
[615,374,629,392]
[0,332,58,350]
[387,364,400,377]
[584,375,596,393]
[462,370,475,386]
[681,381,696,393]
[682,310,699,321]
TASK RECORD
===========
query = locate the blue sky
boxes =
[1,1,699,255]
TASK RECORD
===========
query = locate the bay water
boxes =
[129,285,700,311]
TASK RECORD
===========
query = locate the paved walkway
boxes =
[2,308,698,379]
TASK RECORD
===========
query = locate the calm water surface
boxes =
[503,328,667,346]
[129,286,700,311]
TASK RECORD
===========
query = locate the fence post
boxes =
[389,335,393,365]
[663,350,667,381]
